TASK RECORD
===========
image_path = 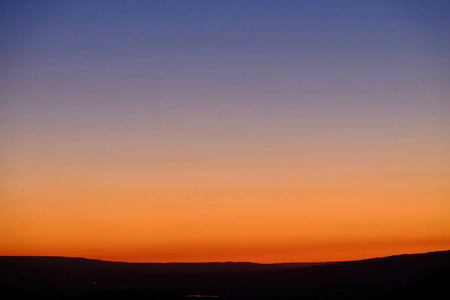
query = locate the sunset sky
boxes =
[1,0,449,262]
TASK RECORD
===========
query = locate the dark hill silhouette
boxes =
[230,250,450,299]
[1,250,449,299]
[381,266,450,299]
[0,257,321,298]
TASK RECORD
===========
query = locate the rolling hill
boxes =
[1,250,449,299]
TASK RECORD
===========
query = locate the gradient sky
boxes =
[1,0,449,262]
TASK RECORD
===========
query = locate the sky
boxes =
[1,0,449,262]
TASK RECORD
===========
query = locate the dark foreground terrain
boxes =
[1,250,449,299]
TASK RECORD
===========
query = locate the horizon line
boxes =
[2,249,449,265]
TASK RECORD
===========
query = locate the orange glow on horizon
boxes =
[2,2,449,263]
[2,155,449,262]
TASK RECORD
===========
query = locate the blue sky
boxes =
[1,0,449,262]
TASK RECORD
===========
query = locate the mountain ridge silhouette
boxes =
[1,250,449,299]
